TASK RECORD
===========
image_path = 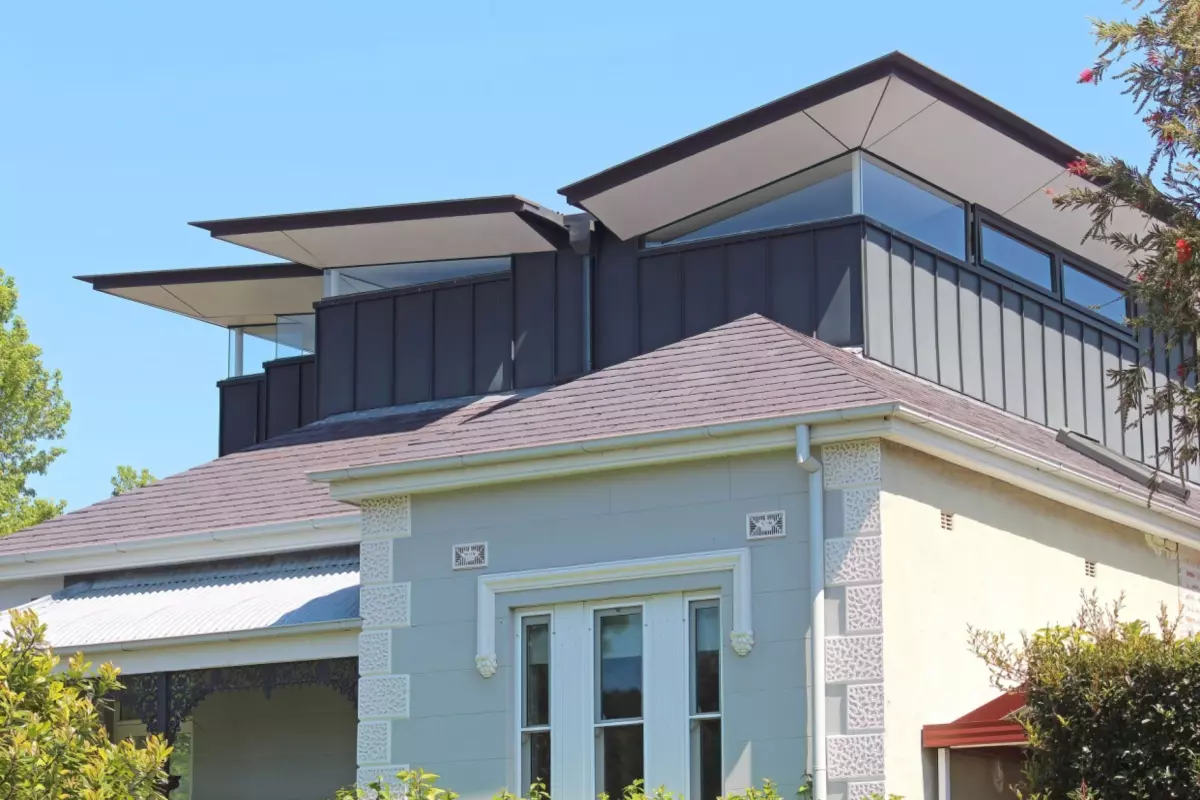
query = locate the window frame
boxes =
[858,151,971,262]
[516,610,554,795]
[687,594,724,800]
[976,212,1058,296]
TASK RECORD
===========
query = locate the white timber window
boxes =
[516,594,723,799]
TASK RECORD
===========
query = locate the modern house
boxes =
[5,52,1200,800]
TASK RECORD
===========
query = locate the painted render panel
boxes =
[359,452,813,799]
[879,442,1182,800]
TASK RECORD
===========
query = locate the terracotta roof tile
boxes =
[0,315,1192,558]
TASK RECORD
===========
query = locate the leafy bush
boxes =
[972,593,1200,798]
[0,608,170,799]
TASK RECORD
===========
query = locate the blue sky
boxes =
[0,0,1148,510]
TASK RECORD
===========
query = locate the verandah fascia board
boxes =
[0,513,361,582]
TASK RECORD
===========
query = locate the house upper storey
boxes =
[80,51,1183,474]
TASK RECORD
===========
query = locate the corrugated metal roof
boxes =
[12,549,359,648]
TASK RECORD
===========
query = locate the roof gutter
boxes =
[309,403,902,501]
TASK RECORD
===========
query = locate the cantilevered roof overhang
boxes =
[191,195,569,268]
[559,51,1148,274]
[77,262,324,328]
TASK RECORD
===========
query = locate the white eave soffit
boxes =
[580,74,1149,275]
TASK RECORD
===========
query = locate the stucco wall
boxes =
[880,442,1181,799]
[191,684,356,800]
[358,451,812,799]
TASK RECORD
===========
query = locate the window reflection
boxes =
[1064,263,1127,325]
[981,224,1053,290]
[861,155,966,258]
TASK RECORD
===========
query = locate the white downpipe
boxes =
[796,425,826,800]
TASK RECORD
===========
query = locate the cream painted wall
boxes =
[881,442,1182,800]
[191,684,356,800]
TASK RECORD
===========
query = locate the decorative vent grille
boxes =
[747,511,786,540]
[452,543,488,570]
[1084,560,1097,578]
[940,511,955,531]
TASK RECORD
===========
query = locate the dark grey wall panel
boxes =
[814,224,862,347]
[1136,318,1158,464]
[1082,327,1104,441]
[355,297,395,410]
[863,227,893,361]
[594,232,640,369]
[513,252,556,390]
[1042,309,1066,431]
[473,278,512,394]
[265,359,302,439]
[433,286,474,400]
[1120,341,1141,460]
[1022,302,1045,425]
[1001,289,1024,416]
[299,358,317,426]
[394,291,434,405]
[889,240,915,373]
[979,280,1004,408]
[935,261,961,391]
[769,233,815,336]
[640,253,683,352]
[682,247,726,337]
[1101,335,1123,448]
[555,251,585,379]
[218,375,264,456]
[912,250,938,382]
[1153,332,1172,470]
[726,239,770,319]
[317,302,355,418]
[1062,317,1086,432]
[957,271,982,399]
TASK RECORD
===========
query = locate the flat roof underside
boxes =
[192,196,566,268]
[79,263,324,328]
[562,55,1148,275]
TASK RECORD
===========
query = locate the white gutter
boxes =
[796,425,827,800]
[68,618,362,654]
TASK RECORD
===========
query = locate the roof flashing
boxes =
[1056,428,1190,501]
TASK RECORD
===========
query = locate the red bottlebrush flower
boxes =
[1044,187,1056,198]
[1178,363,1188,379]
[1149,51,1163,67]
[1137,272,1145,281]
[1079,68,1096,84]
[1178,239,1193,263]
[1165,133,1175,145]
[1067,159,1090,177]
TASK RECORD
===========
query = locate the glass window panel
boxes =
[331,257,511,297]
[598,611,643,721]
[691,718,722,800]
[1064,263,1127,325]
[522,730,551,792]
[981,224,1053,290]
[862,156,966,258]
[524,618,550,727]
[692,604,720,714]
[645,155,854,247]
[596,724,644,799]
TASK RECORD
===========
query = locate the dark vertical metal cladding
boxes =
[217,376,264,456]
[354,297,395,411]
[433,286,475,399]
[889,239,916,374]
[555,250,585,379]
[473,278,513,394]
[862,226,893,364]
[639,253,683,352]
[726,238,770,320]
[680,246,727,337]
[956,269,982,400]
[934,259,961,391]
[1042,309,1066,431]
[768,232,816,335]
[1119,341,1142,460]
[1081,327,1105,442]
[1000,289,1024,415]
[394,292,434,405]
[1135,307,1158,465]
[979,279,1004,408]
[911,249,938,381]
[299,357,317,426]
[814,224,863,346]
[1101,335,1123,450]
[512,252,557,389]
[1062,317,1086,432]
[317,302,356,418]
[265,360,302,439]
[1021,301,1046,425]
[1152,330,1171,470]
[593,230,640,369]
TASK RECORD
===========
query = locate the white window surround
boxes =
[475,549,753,677]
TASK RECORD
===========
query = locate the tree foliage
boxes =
[1060,0,1200,473]
[0,609,169,799]
[971,594,1200,798]
[109,466,155,497]
[0,269,69,535]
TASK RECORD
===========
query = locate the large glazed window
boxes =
[328,257,510,297]
[644,155,854,247]
[1063,263,1127,325]
[861,154,967,258]
[515,594,722,799]
[227,313,315,377]
[980,223,1054,290]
